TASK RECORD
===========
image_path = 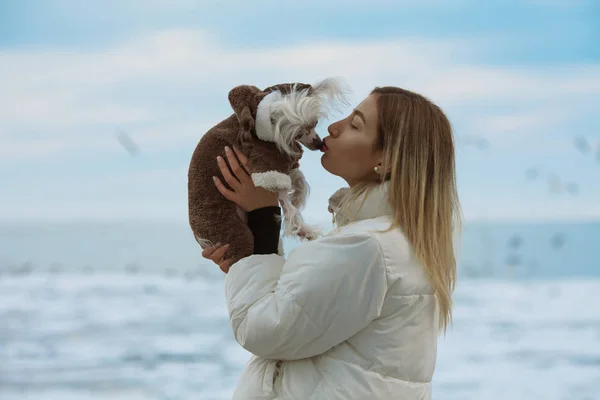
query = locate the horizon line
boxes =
[1,215,599,225]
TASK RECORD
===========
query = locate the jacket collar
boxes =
[328,181,393,227]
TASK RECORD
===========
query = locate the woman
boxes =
[203,86,461,399]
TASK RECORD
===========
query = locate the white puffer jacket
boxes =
[224,182,439,399]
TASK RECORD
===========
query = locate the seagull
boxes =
[460,135,489,150]
[573,136,590,155]
[507,235,523,249]
[566,182,579,195]
[525,166,539,181]
[116,130,141,156]
[550,233,566,250]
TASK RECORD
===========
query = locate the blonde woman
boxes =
[204,86,461,399]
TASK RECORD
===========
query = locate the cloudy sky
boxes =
[1,0,599,223]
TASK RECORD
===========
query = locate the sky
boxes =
[1,0,599,224]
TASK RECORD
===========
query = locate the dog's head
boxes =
[228,78,349,156]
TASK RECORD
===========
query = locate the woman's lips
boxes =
[321,138,329,152]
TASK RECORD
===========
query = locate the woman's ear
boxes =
[374,161,391,181]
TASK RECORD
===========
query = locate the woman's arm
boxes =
[224,231,388,360]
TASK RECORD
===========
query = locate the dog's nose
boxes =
[305,136,323,151]
[298,128,323,151]
[312,137,324,150]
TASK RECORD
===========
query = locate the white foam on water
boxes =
[1,274,599,399]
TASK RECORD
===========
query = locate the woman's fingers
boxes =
[224,146,250,184]
[213,176,237,203]
[232,146,251,175]
[219,258,235,274]
[201,243,230,263]
[201,243,234,273]
[217,155,240,190]
[201,242,220,258]
[210,243,230,263]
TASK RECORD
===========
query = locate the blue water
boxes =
[458,220,600,279]
[1,220,599,399]
[1,219,598,278]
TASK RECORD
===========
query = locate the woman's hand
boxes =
[201,243,233,273]
[213,146,279,212]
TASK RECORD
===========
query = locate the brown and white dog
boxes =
[188,78,349,263]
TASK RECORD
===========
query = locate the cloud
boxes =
[466,107,588,141]
[2,28,600,161]
[1,26,599,221]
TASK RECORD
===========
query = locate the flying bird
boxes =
[116,130,141,156]
[566,182,579,195]
[550,232,566,250]
[525,166,540,181]
[573,136,590,155]
[460,135,489,150]
[507,234,523,249]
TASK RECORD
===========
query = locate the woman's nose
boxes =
[328,120,341,137]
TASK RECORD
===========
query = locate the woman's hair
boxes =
[335,86,462,333]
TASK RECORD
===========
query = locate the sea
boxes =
[1,219,599,399]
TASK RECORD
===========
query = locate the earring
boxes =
[374,166,379,173]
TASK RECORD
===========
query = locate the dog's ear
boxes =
[228,85,261,142]
[236,105,254,137]
[228,85,260,126]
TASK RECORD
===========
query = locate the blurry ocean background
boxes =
[1,220,599,399]
[2,0,600,399]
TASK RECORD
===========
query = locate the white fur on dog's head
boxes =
[255,78,350,157]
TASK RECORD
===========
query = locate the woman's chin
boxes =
[320,153,329,169]
[320,156,338,177]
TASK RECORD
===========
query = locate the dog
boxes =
[188,78,349,264]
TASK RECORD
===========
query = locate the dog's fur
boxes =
[188,78,348,265]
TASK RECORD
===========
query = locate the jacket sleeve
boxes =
[224,232,388,360]
[246,206,281,254]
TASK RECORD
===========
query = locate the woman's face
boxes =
[320,94,382,186]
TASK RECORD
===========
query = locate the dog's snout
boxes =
[302,134,323,151]
[312,137,324,150]
[298,128,323,151]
